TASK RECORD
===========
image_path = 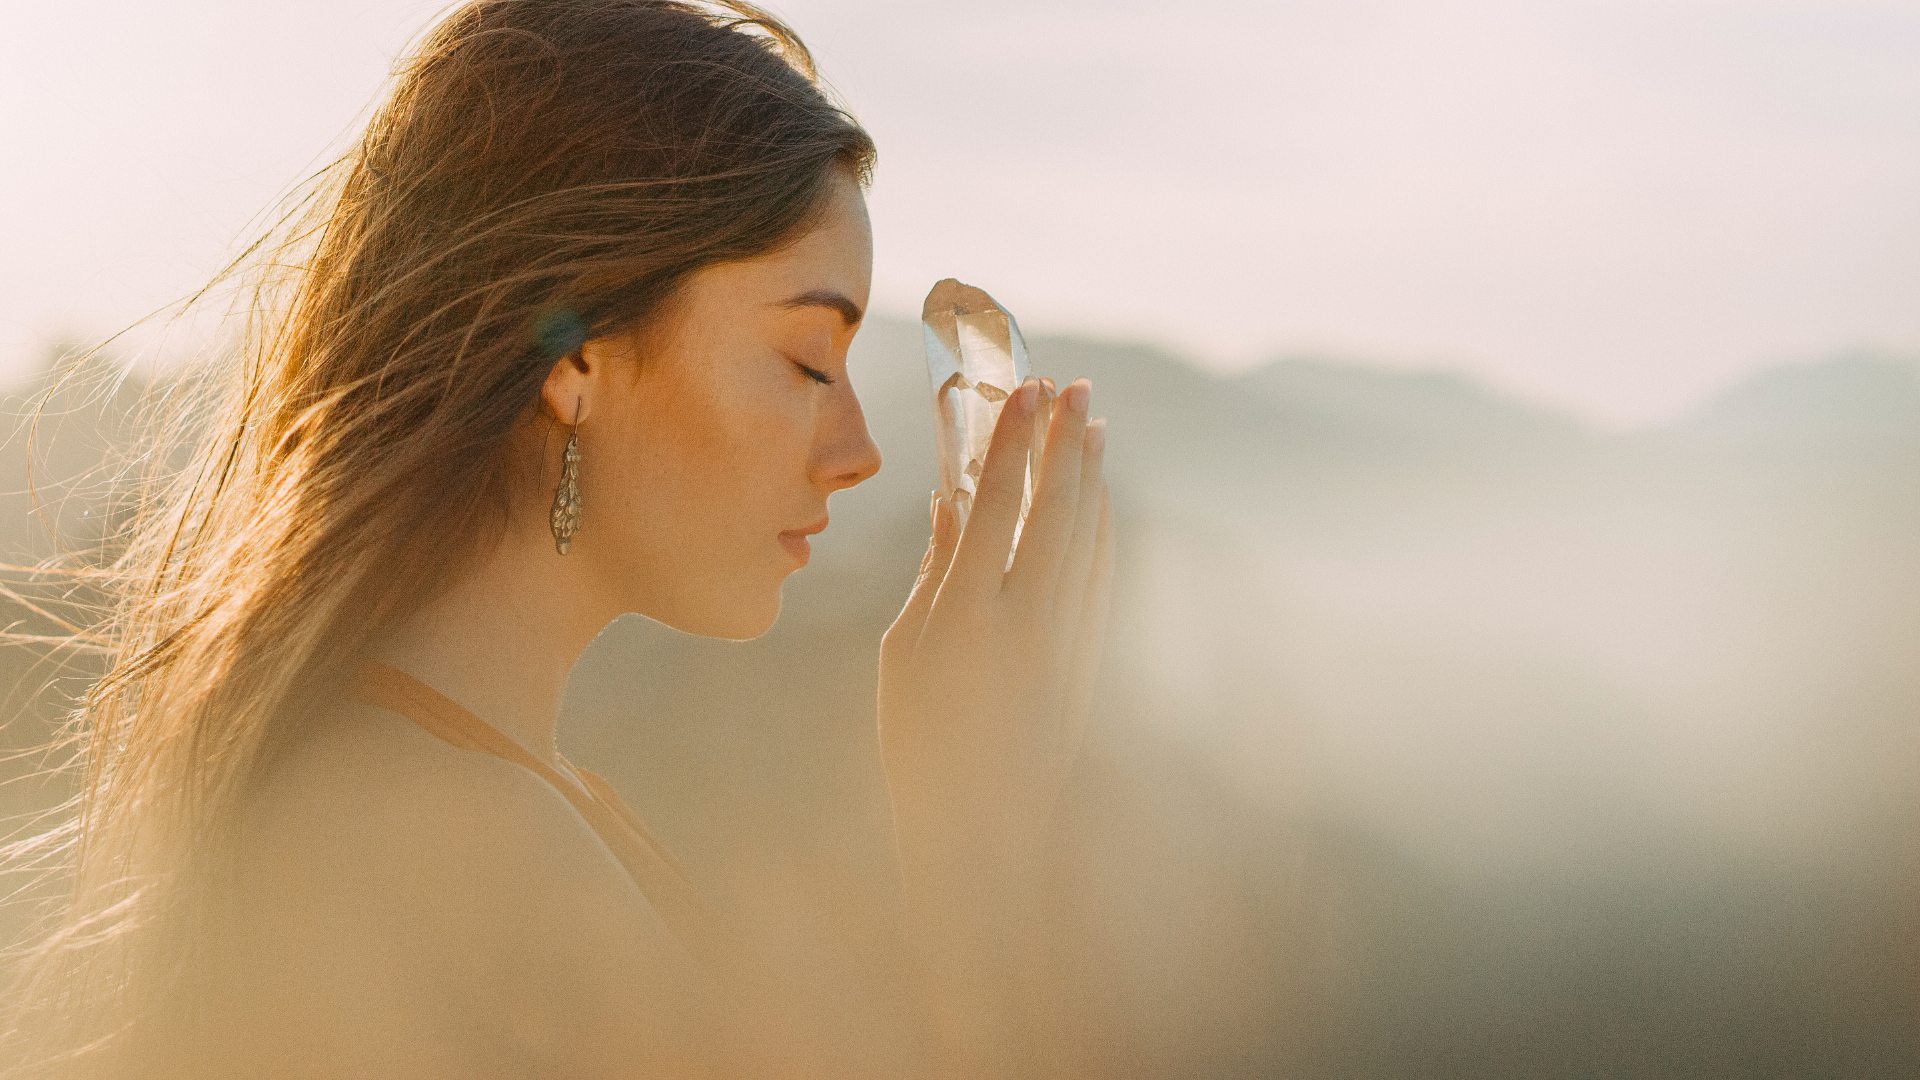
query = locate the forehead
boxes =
[683,174,873,315]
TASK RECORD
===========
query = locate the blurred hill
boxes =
[4,326,1918,1077]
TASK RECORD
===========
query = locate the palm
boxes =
[878,378,1112,847]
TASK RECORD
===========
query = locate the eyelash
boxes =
[794,362,836,386]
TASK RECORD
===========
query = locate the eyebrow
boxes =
[779,290,864,328]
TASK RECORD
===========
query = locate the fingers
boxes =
[882,492,961,664]
[1031,378,1057,479]
[1047,415,1107,629]
[947,380,1040,598]
[1062,486,1115,757]
[1006,379,1091,603]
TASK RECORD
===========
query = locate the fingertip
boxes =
[1015,378,1041,416]
[1086,417,1107,454]
[1065,378,1090,415]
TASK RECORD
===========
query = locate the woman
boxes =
[2,2,1111,1077]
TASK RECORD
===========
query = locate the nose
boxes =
[811,385,882,493]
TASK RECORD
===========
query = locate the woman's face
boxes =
[550,171,881,640]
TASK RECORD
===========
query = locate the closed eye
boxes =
[794,361,836,386]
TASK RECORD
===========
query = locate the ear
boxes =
[540,333,633,426]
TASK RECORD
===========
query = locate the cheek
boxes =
[631,367,814,541]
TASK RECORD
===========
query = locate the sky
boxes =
[2,0,1916,425]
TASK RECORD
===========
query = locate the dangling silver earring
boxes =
[550,398,582,554]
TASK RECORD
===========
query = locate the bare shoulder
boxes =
[213,703,716,1078]
[240,701,593,884]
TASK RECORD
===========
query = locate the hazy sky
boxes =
[3,0,1916,424]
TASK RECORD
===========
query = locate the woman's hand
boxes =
[876,376,1112,1078]
[879,376,1113,858]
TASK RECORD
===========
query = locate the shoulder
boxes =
[242,700,593,888]
[213,702,715,1077]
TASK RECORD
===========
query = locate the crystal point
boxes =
[922,279,1032,528]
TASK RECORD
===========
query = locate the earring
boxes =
[550,398,582,554]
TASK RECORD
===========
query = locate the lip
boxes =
[778,516,829,564]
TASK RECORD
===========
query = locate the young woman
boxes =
[2,2,1111,1077]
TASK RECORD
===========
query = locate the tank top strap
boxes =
[347,660,724,969]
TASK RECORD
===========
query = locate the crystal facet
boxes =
[922,279,1035,528]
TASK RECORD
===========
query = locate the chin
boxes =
[652,584,783,642]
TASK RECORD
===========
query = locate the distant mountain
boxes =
[1671,352,1920,450]
[1233,354,1583,453]
[5,326,1918,1078]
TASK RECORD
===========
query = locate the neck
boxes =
[368,524,608,767]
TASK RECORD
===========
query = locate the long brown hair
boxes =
[3,1,874,1071]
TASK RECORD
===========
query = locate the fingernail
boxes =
[1087,417,1107,453]
[1066,379,1090,415]
[1041,377,1057,395]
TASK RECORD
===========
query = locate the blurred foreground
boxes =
[5,323,1918,1076]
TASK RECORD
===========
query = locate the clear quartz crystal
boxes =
[922,279,1047,531]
